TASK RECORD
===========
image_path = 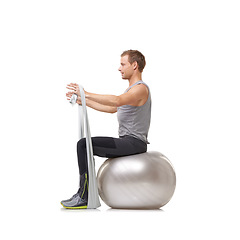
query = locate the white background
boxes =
[0,0,239,239]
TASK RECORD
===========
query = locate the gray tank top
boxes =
[117,80,151,144]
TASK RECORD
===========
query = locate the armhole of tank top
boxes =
[137,82,150,100]
[127,82,149,106]
[128,82,149,96]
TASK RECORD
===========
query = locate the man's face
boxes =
[118,55,135,79]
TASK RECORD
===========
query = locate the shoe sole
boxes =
[61,202,87,209]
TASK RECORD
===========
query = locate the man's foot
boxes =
[61,172,88,209]
[61,193,79,204]
[61,193,87,209]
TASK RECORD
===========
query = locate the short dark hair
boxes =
[121,50,146,72]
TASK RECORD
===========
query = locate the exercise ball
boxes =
[97,151,176,209]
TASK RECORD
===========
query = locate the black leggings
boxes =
[77,136,147,175]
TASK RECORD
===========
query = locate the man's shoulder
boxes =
[130,83,149,94]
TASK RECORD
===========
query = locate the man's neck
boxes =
[128,72,142,87]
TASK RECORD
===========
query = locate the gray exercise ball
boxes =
[97,151,176,209]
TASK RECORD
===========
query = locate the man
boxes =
[61,50,151,209]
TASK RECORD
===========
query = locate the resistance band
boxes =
[69,85,101,209]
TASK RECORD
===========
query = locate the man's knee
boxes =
[77,138,86,150]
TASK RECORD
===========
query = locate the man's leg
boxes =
[77,136,147,174]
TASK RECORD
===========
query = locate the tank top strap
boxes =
[125,80,145,93]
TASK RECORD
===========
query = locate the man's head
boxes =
[119,50,146,79]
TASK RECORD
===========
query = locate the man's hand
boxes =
[66,91,82,105]
[66,83,84,105]
[66,83,80,96]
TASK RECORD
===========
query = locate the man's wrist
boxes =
[84,91,90,99]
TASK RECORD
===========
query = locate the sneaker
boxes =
[61,193,79,204]
[61,193,87,209]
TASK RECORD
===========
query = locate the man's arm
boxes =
[84,98,117,113]
[85,84,148,107]
[66,90,117,113]
[66,82,148,109]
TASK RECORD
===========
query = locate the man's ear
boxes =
[133,61,138,70]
